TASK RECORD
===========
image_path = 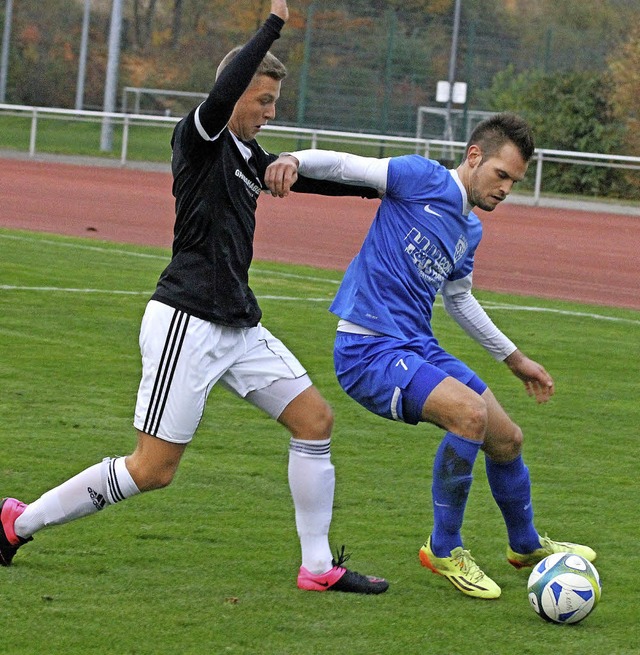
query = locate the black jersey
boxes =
[151,14,377,327]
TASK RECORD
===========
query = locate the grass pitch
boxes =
[1,228,639,654]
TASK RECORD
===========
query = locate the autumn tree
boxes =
[479,67,633,197]
[608,23,640,155]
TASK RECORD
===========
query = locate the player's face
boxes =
[228,75,281,141]
[467,142,528,211]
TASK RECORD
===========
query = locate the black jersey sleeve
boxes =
[197,14,284,139]
[291,175,380,199]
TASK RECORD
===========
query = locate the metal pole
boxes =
[296,2,315,127]
[75,0,91,110]
[0,0,13,102]
[380,9,397,141]
[100,0,124,151]
[443,0,462,143]
[534,149,543,205]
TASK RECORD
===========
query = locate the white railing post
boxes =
[533,149,543,206]
[121,114,129,165]
[29,108,38,157]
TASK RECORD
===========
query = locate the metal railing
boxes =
[1,103,639,207]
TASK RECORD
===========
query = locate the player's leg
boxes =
[231,325,388,593]
[482,388,596,567]
[332,332,488,550]
[481,388,539,553]
[265,382,388,594]
[408,371,503,598]
[333,332,498,597]
[0,452,143,566]
[419,375,487,557]
[1,301,210,566]
[3,432,184,551]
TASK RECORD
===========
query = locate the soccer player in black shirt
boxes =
[1,0,388,594]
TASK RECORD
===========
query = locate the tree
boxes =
[608,23,640,155]
[479,67,632,197]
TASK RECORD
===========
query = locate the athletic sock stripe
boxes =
[143,309,190,436]
[289,438,332,457]
[107,458,125,503]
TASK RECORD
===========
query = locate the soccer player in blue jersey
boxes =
[265,113,596,598]
[0,0,388,595]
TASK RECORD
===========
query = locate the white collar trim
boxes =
[448,168,472,216]
[231,132,252,162]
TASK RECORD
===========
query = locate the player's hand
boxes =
[504,350,555,404]
[270,0,289,22]
[265,154,299,197]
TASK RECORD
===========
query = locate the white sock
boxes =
[14,457,140,539]
[288,438,334,574]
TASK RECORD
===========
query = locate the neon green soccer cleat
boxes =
[419,537,501,599]
[507,534,597,569]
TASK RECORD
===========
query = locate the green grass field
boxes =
[1,228,639,654]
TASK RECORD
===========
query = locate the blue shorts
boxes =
[334,332,487,425]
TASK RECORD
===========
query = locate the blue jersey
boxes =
[329,155,483,340]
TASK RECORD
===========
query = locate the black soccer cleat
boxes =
[297,545,389,594]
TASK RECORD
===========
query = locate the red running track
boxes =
[1,157,638,311]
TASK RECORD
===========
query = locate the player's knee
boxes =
[457,397,488,441]
[506,424,524,458]
[126,457,177,492]
[293,399,334,440]
[484,423,523,462]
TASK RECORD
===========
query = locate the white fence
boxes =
[1,103,639,207]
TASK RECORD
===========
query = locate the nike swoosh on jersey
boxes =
[424,204,443,217]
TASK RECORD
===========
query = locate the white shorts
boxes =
[134,300,312,444]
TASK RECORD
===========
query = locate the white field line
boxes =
[0,233,340,284]
[2,233,639,325]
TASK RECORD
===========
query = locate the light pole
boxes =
[100,0,124,151]
[76,0,91,111]
[443,0,462,143]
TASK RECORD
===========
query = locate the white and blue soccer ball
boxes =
[527,552,601,624]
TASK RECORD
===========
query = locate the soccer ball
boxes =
[527,552,601,624]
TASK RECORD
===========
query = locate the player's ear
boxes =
[466,144,483,168]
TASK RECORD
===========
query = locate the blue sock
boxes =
[430,432,482,557]
[485,455,540,553]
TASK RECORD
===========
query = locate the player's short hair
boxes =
[465,113,535,163]
[216,46,287,82]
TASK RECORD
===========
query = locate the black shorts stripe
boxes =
[143,309,190,436]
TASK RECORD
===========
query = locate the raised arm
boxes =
[196,2,287,140]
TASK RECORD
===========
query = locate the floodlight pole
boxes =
[100,0,124,151]
[0,0,13,103]
[75,0,91,111]
[443,0,462,143]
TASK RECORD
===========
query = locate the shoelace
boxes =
[452,549,485,583]
[332,545,351,569]
[539,534,570,552]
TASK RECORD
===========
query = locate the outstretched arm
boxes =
[265,150,389,197]
[441,275,554,404]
